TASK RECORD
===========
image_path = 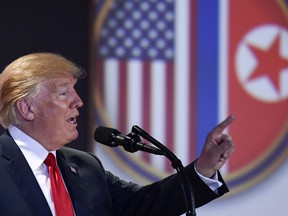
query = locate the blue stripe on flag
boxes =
[196,0,219,155]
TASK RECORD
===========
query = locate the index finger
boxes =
[212,115,235,134]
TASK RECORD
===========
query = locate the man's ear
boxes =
[16,98,35,120]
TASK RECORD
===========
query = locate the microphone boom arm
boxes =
[132,125,196,216]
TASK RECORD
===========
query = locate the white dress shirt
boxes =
[195,167,222,191]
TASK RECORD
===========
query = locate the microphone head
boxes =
[94,126,120,147]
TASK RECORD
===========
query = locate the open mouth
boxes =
[67,117,77,124]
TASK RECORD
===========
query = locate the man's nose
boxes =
[72,92,83,108]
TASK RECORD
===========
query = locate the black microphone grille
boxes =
[94,126,120,145]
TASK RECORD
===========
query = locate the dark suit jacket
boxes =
[0,131,229,216]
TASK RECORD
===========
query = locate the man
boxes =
[0,52,234,216]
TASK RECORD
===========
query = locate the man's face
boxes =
[31,74,83,150]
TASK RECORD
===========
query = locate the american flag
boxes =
[93,0,197,172]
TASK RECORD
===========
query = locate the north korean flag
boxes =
[222,0,288,190]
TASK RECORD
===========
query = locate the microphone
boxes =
[94,126,164,155]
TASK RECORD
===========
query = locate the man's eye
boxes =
[58,92,68,99]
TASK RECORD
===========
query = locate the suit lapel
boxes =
[57,151,97,216]
[0,132,52,216]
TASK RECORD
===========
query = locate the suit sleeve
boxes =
[106,160,229,216]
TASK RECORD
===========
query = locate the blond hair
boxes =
[0,52,86,128]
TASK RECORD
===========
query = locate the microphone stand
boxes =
[131,125,196,216]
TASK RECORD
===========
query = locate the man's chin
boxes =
[66,130,79,143]
[71,131,79,140]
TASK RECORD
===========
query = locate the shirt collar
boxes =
[8,125,56,171]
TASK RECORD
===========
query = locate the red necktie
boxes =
[44,153,74,216]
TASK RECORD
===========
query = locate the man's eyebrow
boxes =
[55,82,71,88]
[58,83,69,87]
